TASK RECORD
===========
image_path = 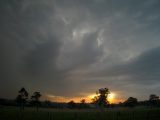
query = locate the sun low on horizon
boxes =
[1,0,160,106]
[46,92,124,104]
[108,92,116,103]
[87,92,116,103]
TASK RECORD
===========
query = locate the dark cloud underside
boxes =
[0,0,160,100]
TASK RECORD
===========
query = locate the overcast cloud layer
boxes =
[0,0,160,101]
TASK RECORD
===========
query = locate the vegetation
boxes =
[68,100,76,109]
[149,94,159,106]
[0,106,160,120]
[1,87,160,120]
[31,92,42,111]
[92,88,110,107]
[16,88,29,110]
[124,97,138,108]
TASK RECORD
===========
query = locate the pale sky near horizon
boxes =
[0,0,160,103]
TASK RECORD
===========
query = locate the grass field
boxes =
[0,106,160,120]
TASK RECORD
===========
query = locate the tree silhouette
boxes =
[68,100,76,109]
[93,88,110,108]
[16,87,28,110]
[80,99,87,108]
[31,92,42,111]
[149,94,159,107]
[81,99,86,104]
[124,97,138,108]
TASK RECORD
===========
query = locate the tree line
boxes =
[16,87,41,111]
[0,87,160,110]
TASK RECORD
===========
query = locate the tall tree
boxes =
[16,87,28,110]
[31,92,42,111]
[93,88,110,108]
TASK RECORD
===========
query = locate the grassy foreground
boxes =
[0,106,160,120]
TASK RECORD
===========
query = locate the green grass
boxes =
[0,106,160,120]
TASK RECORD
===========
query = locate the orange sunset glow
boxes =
[46,92,124,103]
[88,92,116,103]
[1,1,160,120]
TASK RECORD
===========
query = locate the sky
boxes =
[0,0,160,103]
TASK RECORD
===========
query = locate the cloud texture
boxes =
[0,0,160,101]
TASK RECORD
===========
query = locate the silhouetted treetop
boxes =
[92,87,110,107]
[124,97,138,108]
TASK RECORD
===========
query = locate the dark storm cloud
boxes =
[95,46,160,83]
[131,48,160,84]
[79,46,160,99]
[57,31,103,71]
[0,0,160,100]
[0,0,64,98]
[24,36,59,76]
[123,46,160,82]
